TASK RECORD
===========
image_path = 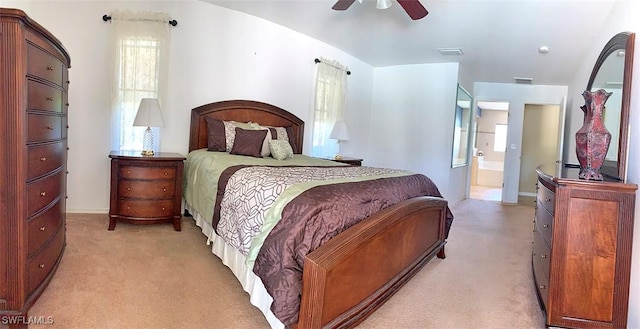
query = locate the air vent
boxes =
[437,48,463,56]
[513,77,533,84]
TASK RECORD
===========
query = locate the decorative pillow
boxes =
[259,129,273,157]
[230,128,268,158]
[205,117,226,152]
[223,121,254,152]
[269,139,294,160]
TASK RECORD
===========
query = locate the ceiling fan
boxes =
[332,0,428,20]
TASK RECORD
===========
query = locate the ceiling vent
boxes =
[513,77,533,84]
[437,48,463,56]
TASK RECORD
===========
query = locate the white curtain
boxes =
[311,57,348,158]
[109,10,171,152]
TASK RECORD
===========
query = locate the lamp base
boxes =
[140,150,155,156]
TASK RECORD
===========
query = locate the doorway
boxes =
[518,103,562,203]
[470,101,509,201]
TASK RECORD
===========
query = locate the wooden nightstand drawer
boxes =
[118,180,176,199]
[117,199,175,218]
[120,165,176,180]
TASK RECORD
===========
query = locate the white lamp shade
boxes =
[377,0,392,9]
[329,120,350,141]
[133,98,165,127]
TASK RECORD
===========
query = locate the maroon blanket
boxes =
[250,173,453,326]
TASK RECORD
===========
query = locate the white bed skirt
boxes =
[187,206,285,329]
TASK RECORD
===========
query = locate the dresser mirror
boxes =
[586,31,635,181]
[451,84,472,168]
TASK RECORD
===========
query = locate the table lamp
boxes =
[133,98,164,156]
[329,120,350,160]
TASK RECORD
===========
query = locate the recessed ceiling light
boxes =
[437,48,463,55]
[513,77,533,84]
[538,46,550,54]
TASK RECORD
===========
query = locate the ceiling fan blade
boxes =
[332,0,356,11]
[397,0,429,20]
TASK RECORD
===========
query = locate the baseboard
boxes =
[67,209,109,214]
[518,192,536,197]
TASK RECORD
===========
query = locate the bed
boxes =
[184,99,453,329]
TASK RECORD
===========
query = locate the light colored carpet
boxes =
[19,199,545,329]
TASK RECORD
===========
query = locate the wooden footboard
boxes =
[297,196,448,329]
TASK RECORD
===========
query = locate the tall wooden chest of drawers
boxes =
[0,8,70,327]
[533,163,636,329]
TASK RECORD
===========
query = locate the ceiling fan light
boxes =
[377,0,392,10]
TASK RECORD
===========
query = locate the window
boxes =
[116,38,161,151]
[494,123,508,152]
[109,10,170,153]
[311,58,348,158]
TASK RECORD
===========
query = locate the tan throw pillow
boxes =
[269,139,294,160]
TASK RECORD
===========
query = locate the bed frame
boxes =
[189,100,448,329]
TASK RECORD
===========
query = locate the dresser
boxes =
[533,163,636,329]
[108,151,185,231]
[0,8,70,327]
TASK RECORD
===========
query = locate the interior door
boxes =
[556,96,567,162]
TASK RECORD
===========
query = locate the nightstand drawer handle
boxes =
[539,285,546,290]
[544,198,551,202]
[40,191,46,197]
[164,172,168,176]
[541,254,547,259]
[127,187,131,191]
[543,224,549,228]
[127,206,131,210]
[46,66,54,71]
[163,188,167,192]
[40,157,47,161]
[162,207,166,211]
[40,226,46,231]
[46,96,54,101]
[39,263,45,269]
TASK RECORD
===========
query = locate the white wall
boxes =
[368,63,463,202]
[2,0,375,213]
[472,82,568,203]
[565,1,640,326]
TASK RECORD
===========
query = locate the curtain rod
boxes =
[314,58,351,75]
[102,14,178,27]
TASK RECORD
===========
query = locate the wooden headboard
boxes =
[189,100,305,154]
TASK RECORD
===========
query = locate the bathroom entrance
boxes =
[470,101,509,201]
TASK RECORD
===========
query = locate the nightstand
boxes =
[108,151,186,231]
[327,156,363,166]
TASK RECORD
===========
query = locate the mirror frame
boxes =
[451,84,472,168]
[586,31,635,181]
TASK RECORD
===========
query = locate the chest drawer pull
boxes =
[127,187,131,191]
[539,285,546,290]
[40,191,46,196]
[39,264,45,268]
[46,125,54,130]
[46,96,54,101]
[40,226,46,231]
[163,187,167,192]
[46,66,54,71]
[544,198,551,202]
[541,254,547,259]
[543,224,549,228]
[164,172,168,176]
[162,207,166,211]
[40,157,47,161]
